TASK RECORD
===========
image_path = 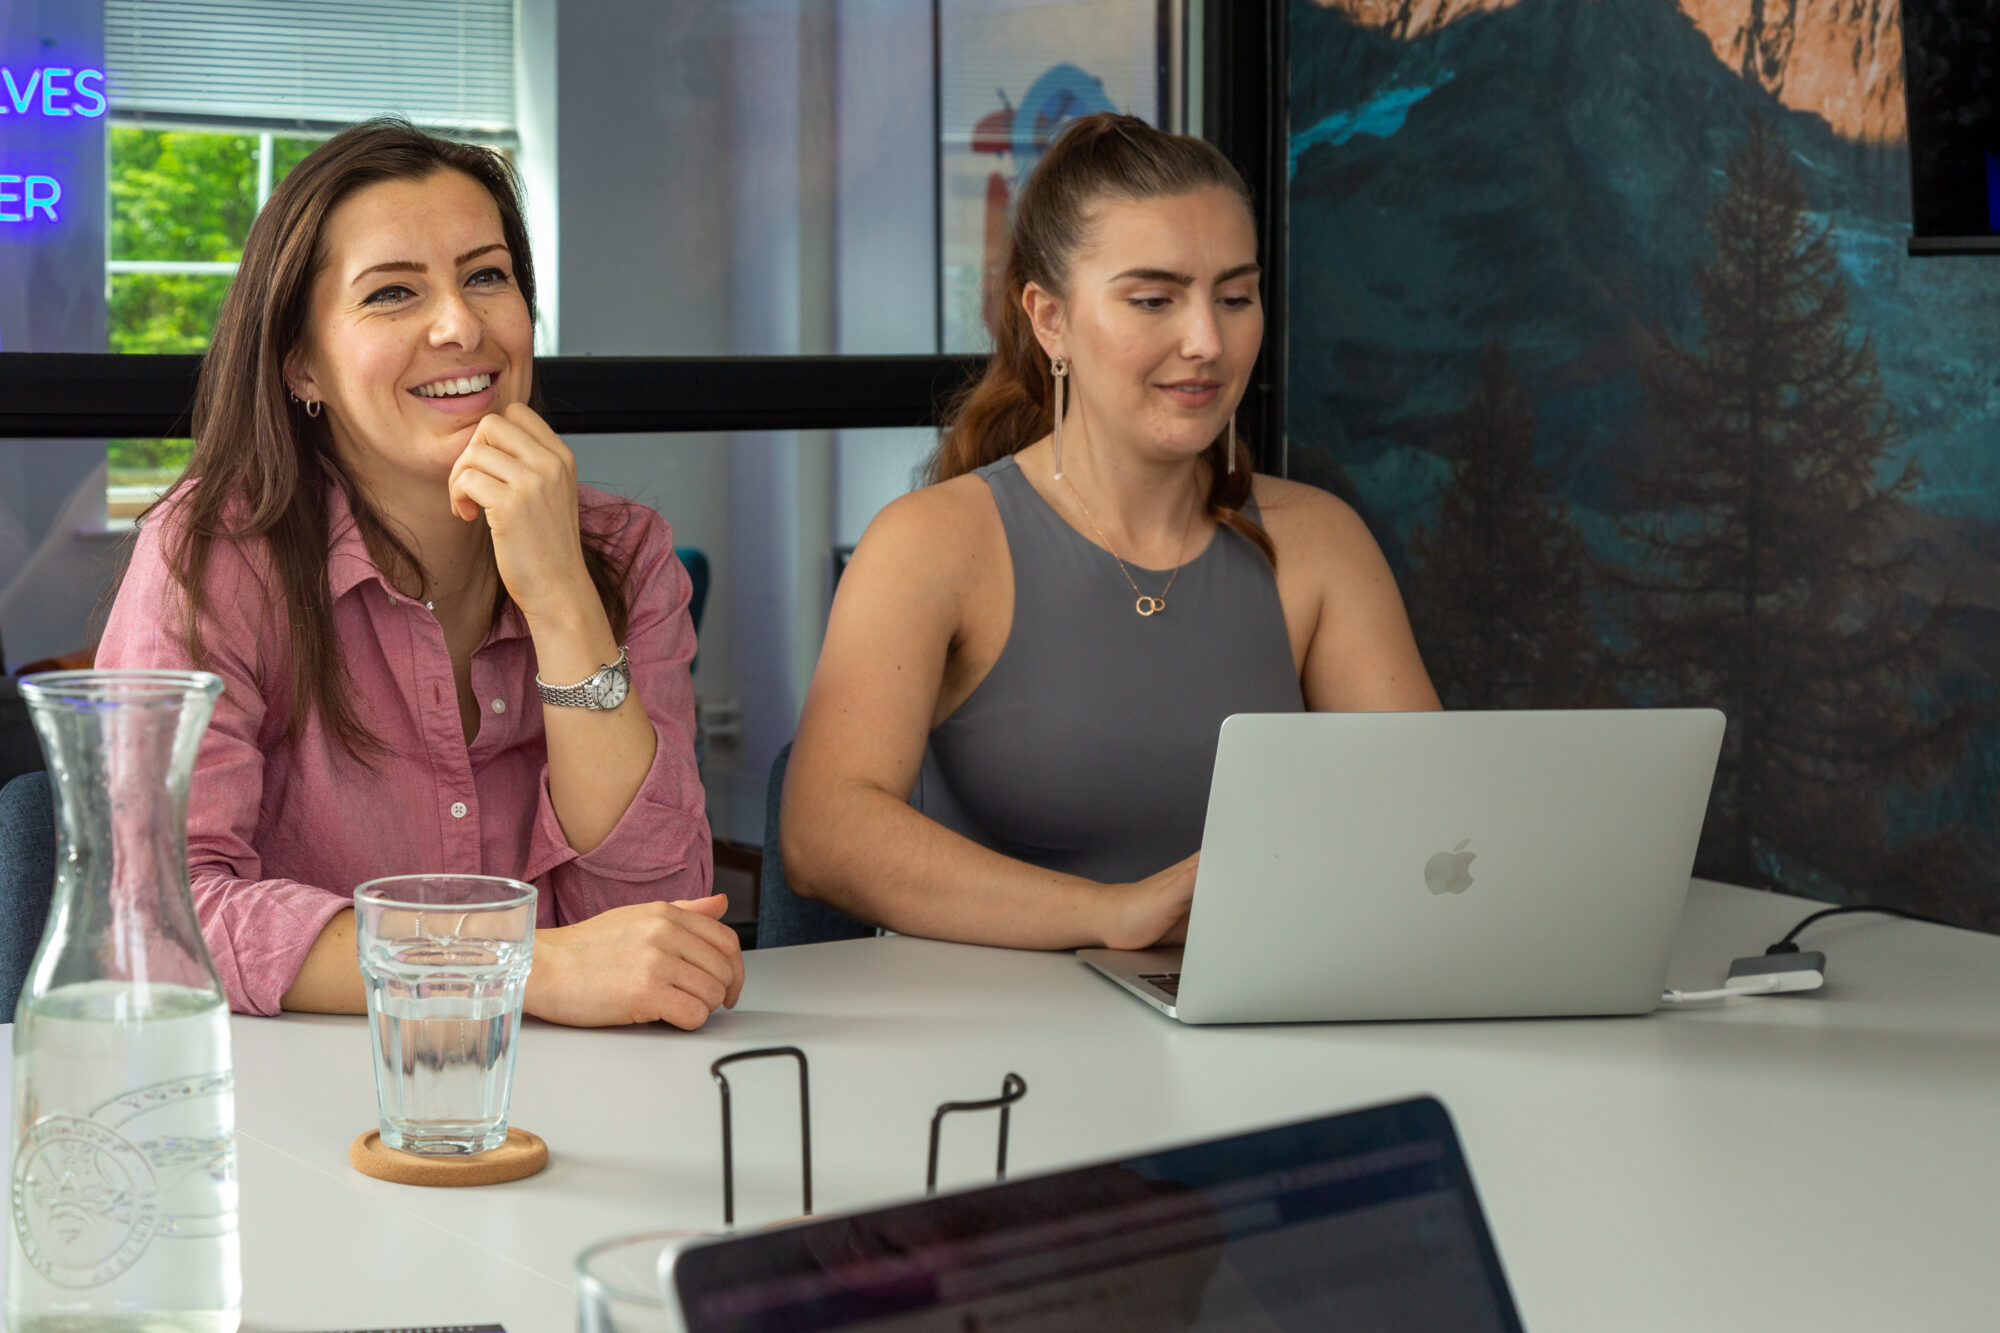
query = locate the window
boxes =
[105,130,320,501]
[99,0,517,504]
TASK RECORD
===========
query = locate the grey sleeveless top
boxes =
[912,455,1304,884]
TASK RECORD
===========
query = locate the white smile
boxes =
[413,373,493,399]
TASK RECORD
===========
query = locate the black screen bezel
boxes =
[669,1094,1525,1332]
[1901,0,2000,248]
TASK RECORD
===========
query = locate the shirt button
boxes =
[450,801,468,819]
[491,698,506,714]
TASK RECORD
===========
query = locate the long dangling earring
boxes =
[1226,413,1237,477]
[1050,356,1069,479]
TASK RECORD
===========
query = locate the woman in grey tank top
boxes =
[783,114,1438,951]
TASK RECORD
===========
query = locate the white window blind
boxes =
[105,0,515,138]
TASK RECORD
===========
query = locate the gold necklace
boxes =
[1059,471,1200,617]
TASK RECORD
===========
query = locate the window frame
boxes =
[3,3,1285,458]
[1,352,988,439]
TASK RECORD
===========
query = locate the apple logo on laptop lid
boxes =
[1424,839,1476,895]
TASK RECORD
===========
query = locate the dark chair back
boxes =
[675,546,710,674]
[675,546,710,635]
[757,742,875,949]
[0,672,44,793]
[0,771,56,1018]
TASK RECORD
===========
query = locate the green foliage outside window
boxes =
[270,135,318,184]
[110,127,260,264]
[107,128,319,486]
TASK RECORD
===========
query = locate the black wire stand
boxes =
[711,1046,812,1228]
[926,1072,1028,1196]
[711,1048,1030,1221]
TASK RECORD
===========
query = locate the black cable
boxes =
[1766,904,1951,954]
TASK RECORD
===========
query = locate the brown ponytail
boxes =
[929,113,1274,566]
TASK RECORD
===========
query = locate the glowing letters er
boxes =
[0,177,60,222]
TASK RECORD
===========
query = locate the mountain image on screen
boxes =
[1288,0,2000,931]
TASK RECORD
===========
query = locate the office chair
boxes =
[0,682,40,793]
[756,742,875,949]
[0,624,47,792]
[675,546,710,671]
[0,771,55,1018]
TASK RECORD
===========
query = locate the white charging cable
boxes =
[1661,975,1787,1005]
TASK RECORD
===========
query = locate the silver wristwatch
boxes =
[535,645,631,710]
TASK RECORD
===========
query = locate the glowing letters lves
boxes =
[0,68,107,118]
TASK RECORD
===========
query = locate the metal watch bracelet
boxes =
[535,644,630,709]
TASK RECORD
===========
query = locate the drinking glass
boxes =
[354,874,536,1155]
[576,1230,704,1333]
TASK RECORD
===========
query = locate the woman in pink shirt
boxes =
[98,120,742,1028]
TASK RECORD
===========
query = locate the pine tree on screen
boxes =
[1619,117,1967,899]
[1407,342,1610,710]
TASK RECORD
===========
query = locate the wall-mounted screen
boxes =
[1901,0,2000,248]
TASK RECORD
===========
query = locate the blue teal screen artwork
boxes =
[1287,0,2000,929]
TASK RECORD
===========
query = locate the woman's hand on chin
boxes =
[1101,853,1200,951]
[447,401,594,620]
[524,895,745,1029]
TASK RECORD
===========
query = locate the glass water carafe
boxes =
[8,671,240,1333]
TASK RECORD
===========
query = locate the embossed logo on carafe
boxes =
[11,1070,235,1287]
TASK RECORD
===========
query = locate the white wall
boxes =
[537,0,939,842]
[545,0,743,696]
[831,0,941,548]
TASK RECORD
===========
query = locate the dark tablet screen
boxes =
[1902,0,2000,241]
[670,1096,1522,1332]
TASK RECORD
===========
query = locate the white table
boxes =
[7,879,2000,1332]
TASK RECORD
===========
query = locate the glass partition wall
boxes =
[1,0,1246,890]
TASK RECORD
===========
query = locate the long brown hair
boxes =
[140,117,632,758]
[931,113,1273,565]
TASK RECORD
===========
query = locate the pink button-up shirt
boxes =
[98,482,712,1015]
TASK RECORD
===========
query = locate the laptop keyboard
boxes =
[1140,972,1182,997]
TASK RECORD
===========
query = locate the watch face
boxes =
[591,665,630,710]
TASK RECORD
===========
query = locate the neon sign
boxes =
[0,176,59,222]
[0,68,106,118]
[0,66,104,226]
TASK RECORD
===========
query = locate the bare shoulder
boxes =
[848,472,1003,581]
[1247,474,1375,560]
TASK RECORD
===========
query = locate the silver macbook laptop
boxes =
[1079,709,1726,1023]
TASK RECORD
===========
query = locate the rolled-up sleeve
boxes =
[96,516,350,1016]
[521,505,713,924]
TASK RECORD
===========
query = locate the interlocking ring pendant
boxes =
[1136,596,1166,616]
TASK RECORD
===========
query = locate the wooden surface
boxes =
[348,1126,550,1188]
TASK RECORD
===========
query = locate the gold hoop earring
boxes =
[1227,414,1237,477]
[1050,356,1069,480]
[305,399,321,418]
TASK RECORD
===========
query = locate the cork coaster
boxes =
[349,1127,548,1186]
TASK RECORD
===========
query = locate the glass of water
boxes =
[355,874,537,1155]
[577,1230,707,1332]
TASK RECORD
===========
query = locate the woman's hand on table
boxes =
[1100,853,1200,951]
[524,895,745,1029]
